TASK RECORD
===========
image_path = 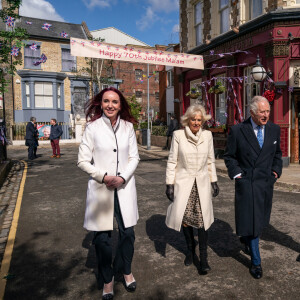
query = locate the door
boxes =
[291,93,300,163]
[72,87,87,117]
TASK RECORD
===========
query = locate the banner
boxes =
[70,38,204,70]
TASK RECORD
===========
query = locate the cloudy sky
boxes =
[1,0,180,46]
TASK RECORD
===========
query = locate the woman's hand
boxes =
[211,182,219,197]
[166,184,174,201]
[104,176,124,189]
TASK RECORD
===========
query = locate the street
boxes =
[2,145,300,299]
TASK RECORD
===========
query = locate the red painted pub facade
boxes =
[177,9,300,166]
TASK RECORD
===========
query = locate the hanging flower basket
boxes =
[208,82,226,94]
[186,88,201,99]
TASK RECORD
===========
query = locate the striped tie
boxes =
[257,125,264,148]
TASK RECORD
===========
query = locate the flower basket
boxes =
[208,82,226,94]
[186,88,201,99]
[263,89,275,103]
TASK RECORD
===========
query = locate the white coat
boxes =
[165,127,217,232]
[77,114,140,231]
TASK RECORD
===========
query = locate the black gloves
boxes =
[166,184,174,201]
[211,182,219,197]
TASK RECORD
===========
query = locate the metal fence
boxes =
[12,122,72,140]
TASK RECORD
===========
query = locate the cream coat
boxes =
[77,115,140,231]
[166,127,217,232]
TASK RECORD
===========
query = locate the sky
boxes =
[1,0,180,47]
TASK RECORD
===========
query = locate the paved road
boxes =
[3,145,300,299]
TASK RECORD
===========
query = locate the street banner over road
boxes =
[70,38,204,70]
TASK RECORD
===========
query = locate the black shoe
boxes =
[199,259,211,272]
[249,264,263,279]
[297,254,300,262]
[240,237,251,255]
[102,277,114,299]
[124,275,136,293]
[184,252,195,266]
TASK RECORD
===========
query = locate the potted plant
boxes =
[205,120,226,132]
[208,82,226,94]
[186,87,202,99]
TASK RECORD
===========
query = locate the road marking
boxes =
[0,161,28,299]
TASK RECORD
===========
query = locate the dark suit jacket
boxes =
[223,118,282,237]
[25,122,35,140]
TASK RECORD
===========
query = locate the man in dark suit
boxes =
[25,117,37,160]
[224,96,282,279]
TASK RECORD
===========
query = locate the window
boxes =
[135,69,143,81]
[62,48,76,72]
[243,67,261,119]
[214,75,227,124]
[167,70,174,87]
[155,92,159,102]
[25,82,30,107]
[249,0,262,19]
[35,82,53,108]
[135,91,142,103]
[24,45,41,69]
[194,2,203,46]
[219,0,230,33]
[57,84,61,109]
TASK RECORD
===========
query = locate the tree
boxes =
[0,0,28,159]
[127,94,142,123]
[77,37,114,98]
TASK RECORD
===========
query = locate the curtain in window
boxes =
[35,82,53,108]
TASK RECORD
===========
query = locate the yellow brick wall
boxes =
[14,39,90,114]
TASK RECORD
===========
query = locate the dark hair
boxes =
[51,118,57,123]
[85,87,137,124]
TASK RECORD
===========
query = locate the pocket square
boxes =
[274,141,277,144]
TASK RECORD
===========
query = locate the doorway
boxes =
[291,93,300,163]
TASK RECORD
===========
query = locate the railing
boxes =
[12,122,72,140]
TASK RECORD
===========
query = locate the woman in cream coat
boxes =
[165,104,219,273]
[78,87,139,299]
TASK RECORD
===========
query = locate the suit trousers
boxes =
[93,190,135,284]
[244,236,261,266]
[26,140,35,160]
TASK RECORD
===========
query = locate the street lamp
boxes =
[251,55,267,82]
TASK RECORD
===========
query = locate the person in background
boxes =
[33,123,39,158]
[49,119,63,158]
[25,116,36,160]
[163,114,179,150]
[165,104,219,273]
[224,96,282,280]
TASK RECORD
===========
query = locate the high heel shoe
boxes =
[102,277,114,300]
[124,274,136,292]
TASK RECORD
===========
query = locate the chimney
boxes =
[1,0,20,15]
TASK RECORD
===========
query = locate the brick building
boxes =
[91,27,161,120]
[0,2,91,134]
[178,0,300,166]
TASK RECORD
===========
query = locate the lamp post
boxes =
[251,55,267,82]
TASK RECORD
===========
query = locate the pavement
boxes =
[0,144,298,299]
[138,145,300,193]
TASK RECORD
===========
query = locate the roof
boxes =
[90,27,149,47]
[0,14,88,42]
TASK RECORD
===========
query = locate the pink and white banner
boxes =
[70,38,204,70]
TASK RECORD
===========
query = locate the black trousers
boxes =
[26,140,35,160]
[93,190,135,284]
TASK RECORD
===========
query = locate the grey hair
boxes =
[30,117,36,122]
[181,104,211,127]
[249,96,270,113]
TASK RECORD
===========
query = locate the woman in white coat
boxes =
[165,104,219,273]
[78,87,139,300]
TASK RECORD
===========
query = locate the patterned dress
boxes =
[182,179,204,228]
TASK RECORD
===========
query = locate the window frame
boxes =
[214,74,227,124]
[61,48,77,72]
[219,0,230,34]
[24,44,41,70]
[194,1,203,46]
[135,69,143,81]
[135,90,143,103]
